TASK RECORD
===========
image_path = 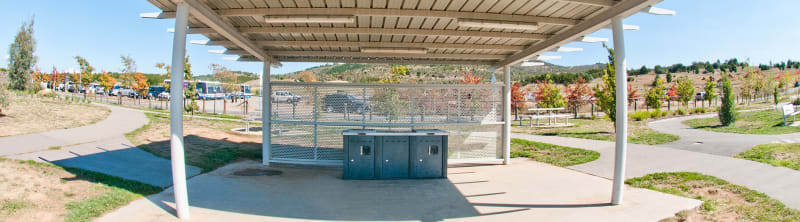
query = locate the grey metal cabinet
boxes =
[344,136,375,179]
[376,136,409,179]
[342,129,447,180]
[410,136,448,178]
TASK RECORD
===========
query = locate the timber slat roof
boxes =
[146,0,662,67]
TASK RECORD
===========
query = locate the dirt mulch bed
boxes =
[0,159,106,221]
[0,98,110,137]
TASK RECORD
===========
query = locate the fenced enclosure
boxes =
[268,82,505,165]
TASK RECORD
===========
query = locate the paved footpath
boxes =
[512,133,800,210]
[648,113,800,156]
[0,103,201,187]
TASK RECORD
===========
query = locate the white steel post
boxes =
[262,61,271,165]
[611,17,629,205]
[169,2,190,219]
[503,65,512,165]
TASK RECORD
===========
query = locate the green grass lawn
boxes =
[627,172,800,221]
[735,143,800,170]
[126,113,262,172]
[513,118,679,145]
[684,109,800,135]
[510,138,599,167]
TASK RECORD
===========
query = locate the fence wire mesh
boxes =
[268,82,504,164]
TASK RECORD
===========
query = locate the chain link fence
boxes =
[268,82,505,165]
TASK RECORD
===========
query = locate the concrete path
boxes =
[513,133,800,210]
[648,113,800,156]
[0,103,146,156]
[100,160,699,222]
[1,103,202,187]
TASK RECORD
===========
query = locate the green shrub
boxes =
[793,97,800,106]
[718,75,737,126]
[630,111,651,121]
[677,108,688,115]
[693,107,707,114]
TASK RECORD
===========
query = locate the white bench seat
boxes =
[519,113,572,127]
[782,105,800,126]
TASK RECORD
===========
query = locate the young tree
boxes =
[704,77,717,106]
[718,74,736,126]
[210,64,238,92]
[0,72,9,114]
[675,76,695,107]
[764,73,780,105]
[374,66,412,122]
[533,79,566,108]
[666,72,673,83]
[564,76,593,117]
[74,56,93,95]
[182,56,199,115]
[593,43,618,125]
[7,17,37,90]
[645,78,667,110]
[120,55,137,88]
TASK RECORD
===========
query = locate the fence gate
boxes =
[267,82,505,165]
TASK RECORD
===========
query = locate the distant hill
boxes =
[277,62,606,84]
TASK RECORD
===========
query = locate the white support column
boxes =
[611,17,629,205]
[169,2,190,220]
[503,65,512,165]
[261,61,271,165]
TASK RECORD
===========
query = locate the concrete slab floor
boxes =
[99,159,700,222]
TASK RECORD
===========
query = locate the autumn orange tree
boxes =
[99,72,116,93]
[511,82,526,119]
[133,73,149,97]
[564,76,593,117]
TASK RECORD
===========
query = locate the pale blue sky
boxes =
[1,0,798,75]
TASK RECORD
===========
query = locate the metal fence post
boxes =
[362,87,366,129]
[410,88,415,130]
[313,86,318,160]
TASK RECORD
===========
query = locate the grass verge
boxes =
[627,172,800,221]
[684,109,800,135]
[735,143,800,170]
[62,166,163,222]
[0,158,162,222]
[513,118,679,145]
[126,113,262,172]
[510,138,599,167]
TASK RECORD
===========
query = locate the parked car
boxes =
[158,91,170,100]
[94,86,105,95]
[119,88,138,98]
[695,92,707,100]
[109,84,122,96]
[272,91,302,103]
[322,93,370,114]
[147,86,166,99]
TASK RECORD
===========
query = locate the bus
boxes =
[230,84,253,99]
[195,81,226,100]
[162,80,228,99]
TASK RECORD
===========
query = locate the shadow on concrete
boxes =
[46,146,203,188]
[128,158,634,222]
